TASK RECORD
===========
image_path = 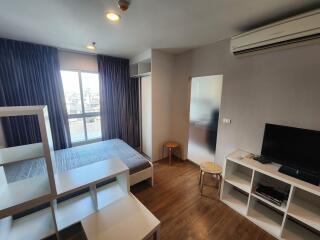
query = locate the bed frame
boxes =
[0,144,154,187]
[0,148,154,187]
[130,161,154,186]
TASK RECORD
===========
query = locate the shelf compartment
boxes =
[0,175,52,217]
[252,171,290,210]
[138,61,151,76]
[54,190,96,231]
[0,143,44,166]
[221,181,249,216]
[224,160,253,193]
[54,159,128,196]
[0,207,56,240]
[130,63,138,77]
[130,61,151,77]
[247,197,284,237]
[282,217,320,240]
[288,188,320,232]
[97,181,127,210]
[251,193,286,212]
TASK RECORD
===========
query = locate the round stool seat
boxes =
[199,162,222,198]
[163,141,180,165]
[200,162,222,175]
[165,142,179,148]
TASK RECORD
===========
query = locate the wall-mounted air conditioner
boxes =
[231,9,320,55]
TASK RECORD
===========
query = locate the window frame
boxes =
[61,69,102,146]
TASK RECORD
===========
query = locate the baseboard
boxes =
[153,156,186,162]
[186,159,200,166]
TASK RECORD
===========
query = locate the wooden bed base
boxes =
[130,160,154,186]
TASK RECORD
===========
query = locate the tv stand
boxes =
[279,165,320,186]
[221,149,320,240]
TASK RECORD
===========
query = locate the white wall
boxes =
[58,50,98,72]
[151,50,175,161]
[171,39,320,166]
[141,75,152,158]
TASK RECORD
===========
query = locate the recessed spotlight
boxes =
[86,42,96,50]
[106,12,121,22]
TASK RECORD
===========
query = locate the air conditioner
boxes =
[231,9,320,55]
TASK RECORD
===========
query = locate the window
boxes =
[61,70,101,144]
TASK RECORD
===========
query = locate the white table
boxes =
[82,193,160,240]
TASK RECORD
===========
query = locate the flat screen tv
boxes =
[261,123,320,185]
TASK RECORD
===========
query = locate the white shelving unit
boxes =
[130,60,151,77]
[53,157,129,230]
[221,149,320,240]
[0,106,160,240]
[0,107,57,218]
[0,156,129,239]
[0,106,57,240]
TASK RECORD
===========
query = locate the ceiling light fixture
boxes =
[106,12,121,22]
[86,42,96,50]
[118,0,130,11]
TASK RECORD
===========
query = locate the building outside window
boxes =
[61,70,101,144]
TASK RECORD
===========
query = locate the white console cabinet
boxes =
[221,149,320,240]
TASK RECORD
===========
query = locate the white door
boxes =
[141,75,152,158]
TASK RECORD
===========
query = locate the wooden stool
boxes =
[163,142,180,165]
[199,161,222,197]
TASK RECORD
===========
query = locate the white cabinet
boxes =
[221,149,320,239]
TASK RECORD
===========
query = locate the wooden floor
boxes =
[131,158,276,240]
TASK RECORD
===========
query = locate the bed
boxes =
[3,139,153,186]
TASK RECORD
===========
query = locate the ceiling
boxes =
[0,0,319,58]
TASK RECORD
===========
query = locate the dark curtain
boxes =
[0,38,71,150]
[98,55,140,148]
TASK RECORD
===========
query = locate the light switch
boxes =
[222,118,231,124]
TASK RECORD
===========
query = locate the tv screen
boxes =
[261,123,320,175]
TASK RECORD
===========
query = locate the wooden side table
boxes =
[162,142,180,165]
[199,161,222,197]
